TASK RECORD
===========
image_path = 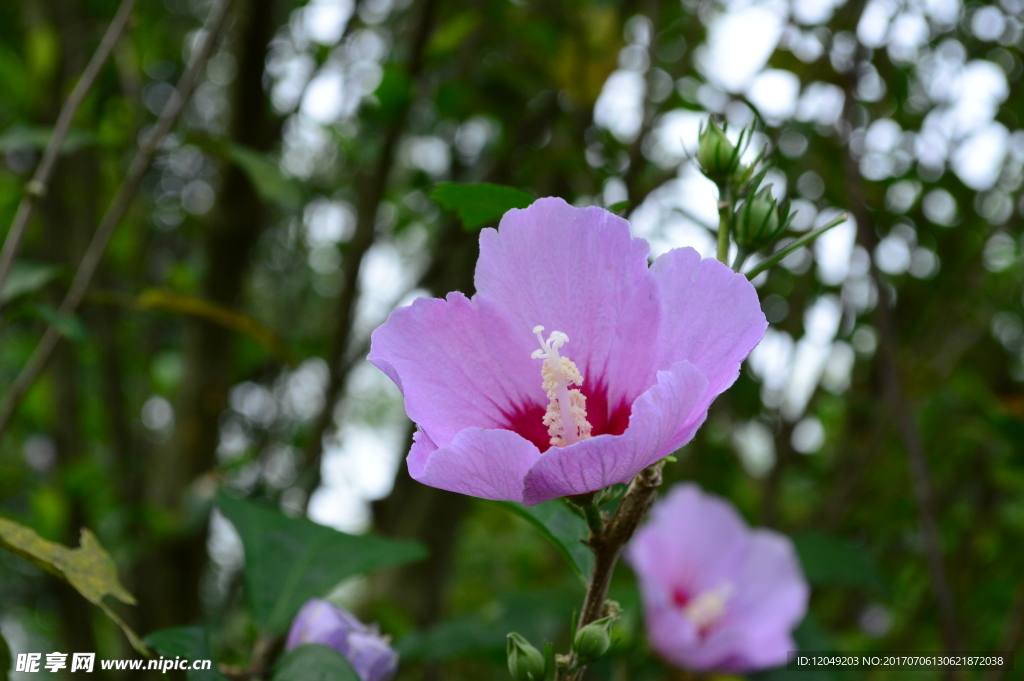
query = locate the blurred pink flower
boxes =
[369,197,766,506]
[626,483,808,672]
[286,599,397,681]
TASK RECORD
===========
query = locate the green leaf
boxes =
[429,183,534,231]
[490,500,592,584]
[144,627,227,681]
[0,627,10,681]
[428,13,480,56]
[793,531,886,593]
[272,645,360,681]
[0,261,59,304]
[136,289,295,366]
[216,490,427,635]
[29,303,86,341]
[373,64,411,122]
[0,518,145,654]
[225,144,303,212]
[607,200,630,215]
[397,588,578,662]
[0,124,96,153]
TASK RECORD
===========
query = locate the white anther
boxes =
[530,325,592,447]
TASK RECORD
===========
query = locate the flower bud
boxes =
[506,633,545,681]
[735,186,785,252]
[572,616,615,665]
[696,119,737,183]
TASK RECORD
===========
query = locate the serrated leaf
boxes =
[144,627,227,681]
[429,183,534,230]
[216,491,427,635]
[489,500,592,584]
[272,645,360,681]
[0,261,59,305]
[793,531,886,594]
[0,518,145,654]
[0,627,10,681]
[225,144,303,212]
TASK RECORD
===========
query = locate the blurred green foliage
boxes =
[0,0,1021,679]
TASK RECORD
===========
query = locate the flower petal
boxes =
[633,484,751,593]
[726,531,809,658]
[650,247,767,408]
[369,292,541,448]
[411,427,541,502]
[521,361,708,506]
[476,197,662,410]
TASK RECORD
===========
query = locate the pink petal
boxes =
[733,532,811,639]
[410,427,541,502]
[368,292,541,448]
[633,484,750,593]
[650,247,767,412]
[475,197,662,412]
[521,362,709,506]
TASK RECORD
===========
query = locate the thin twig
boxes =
[0,0,139,297]
[300,0,440,498]
[840,37,960,658]
[0,0,234,437]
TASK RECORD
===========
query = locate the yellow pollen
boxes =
[682,583,733,630]
[531,326,593,447]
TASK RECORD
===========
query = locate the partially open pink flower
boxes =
[626,484,808,672]
[369,197,766,506]
[286,599,398,681]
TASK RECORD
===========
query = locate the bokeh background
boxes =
[0,0,1023,678]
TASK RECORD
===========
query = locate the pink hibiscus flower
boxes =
[626,483,808,672]
[368,197,766,506]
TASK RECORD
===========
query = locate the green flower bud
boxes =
[572,616,615,665]
[506,633,545,681]
[696,119,738,183]
[735,186,785,252]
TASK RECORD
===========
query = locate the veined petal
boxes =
[650,247,767,405]
[521,361,708,506]
[369,292,541,448]
[410,427,541,502]
[476,197,661,411]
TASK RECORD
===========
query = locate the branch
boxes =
[559,461,665,681]
[300,0,440,497]
[0,0,139,297]
[0,0,234,437]
[839,38,960,657]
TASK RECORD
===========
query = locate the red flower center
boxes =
[503,381,631,453]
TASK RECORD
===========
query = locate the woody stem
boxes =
[559,460,666,681]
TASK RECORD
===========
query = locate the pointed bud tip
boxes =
[507,632,545,681]
[572,617,615,665]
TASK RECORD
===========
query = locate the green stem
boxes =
[583,503,604,537]
[744,214,848,279]
[716,185,732,264]
[732,246,750,273]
